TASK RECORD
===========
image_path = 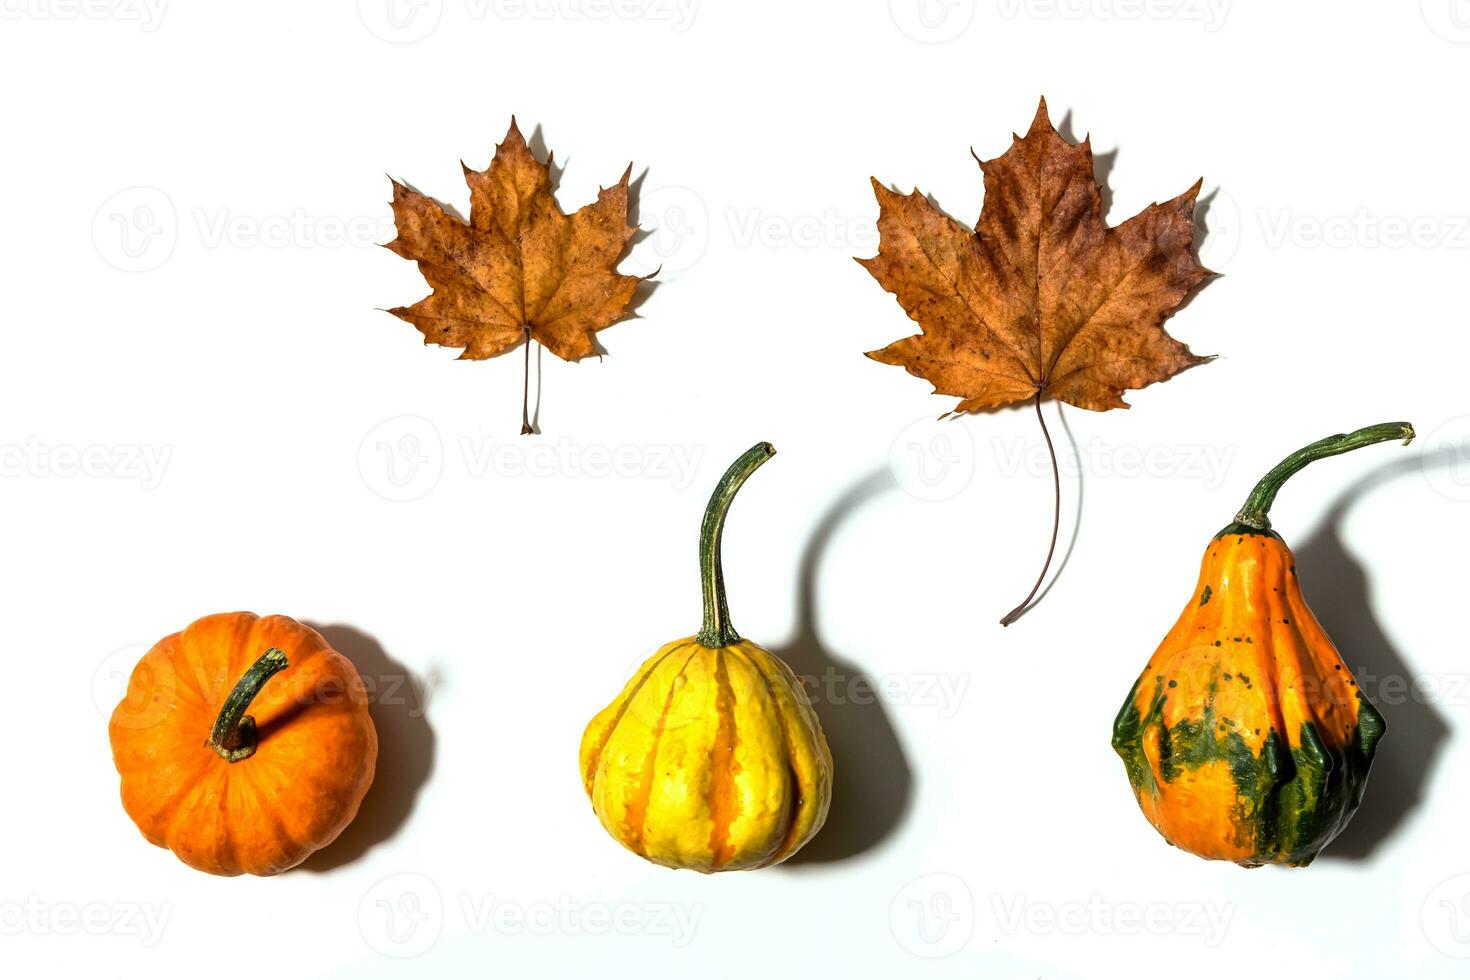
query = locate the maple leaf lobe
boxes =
[861,98,1213,414]
[386,119,643,363]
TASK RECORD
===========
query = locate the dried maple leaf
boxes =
[385,118,645,433]
[859,98,1215,624]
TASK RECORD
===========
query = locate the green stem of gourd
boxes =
[697,442,776,648]
[207,648,289,763]
[1231,421,1415,532]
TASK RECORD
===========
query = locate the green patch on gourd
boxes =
[1111,675,1385,866]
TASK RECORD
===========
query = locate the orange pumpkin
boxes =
[1113,423,1411,866]
[109,612,378,876]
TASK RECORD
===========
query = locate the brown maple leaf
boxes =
[860,97,1212,415]
[859,99,1216,625]
[385,118,644,431]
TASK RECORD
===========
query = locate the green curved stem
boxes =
[207,647,289,763]
[1231,422,1415,532]
[697,442,776,648]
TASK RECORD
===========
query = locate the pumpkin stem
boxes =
[1232,421,1415,532]
[1000,391,1061,627]
[697,442,776,648]
[207,647,289,763]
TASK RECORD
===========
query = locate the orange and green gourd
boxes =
[1112,422,1412,866]
[580,442,833,872]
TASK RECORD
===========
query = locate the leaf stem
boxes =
[1000,392,1060,627]
[696,442,776,648]
[520,327,534,436]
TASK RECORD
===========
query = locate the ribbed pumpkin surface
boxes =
[580,636,832,872]
[109,612,378,876]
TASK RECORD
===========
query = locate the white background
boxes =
[4,1,1470,976]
